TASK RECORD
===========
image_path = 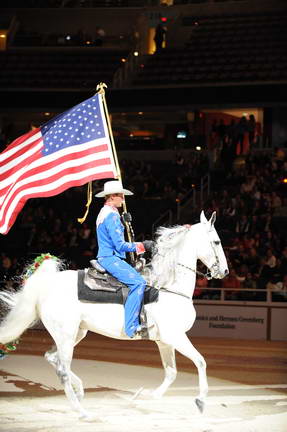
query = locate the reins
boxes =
[158,286,192,301]
[176,262,212,280]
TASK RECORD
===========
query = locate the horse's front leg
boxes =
[169,332,208,413]
[152,341,177,399]
[132,340,176,401]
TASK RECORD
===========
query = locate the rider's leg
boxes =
[98,256,145,337]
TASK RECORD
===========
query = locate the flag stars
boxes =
[42,95,104,155]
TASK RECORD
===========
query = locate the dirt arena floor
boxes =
[0,330,286,432]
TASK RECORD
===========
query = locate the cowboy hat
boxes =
[95,180,133,198]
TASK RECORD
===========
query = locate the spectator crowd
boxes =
[0,145,286,302]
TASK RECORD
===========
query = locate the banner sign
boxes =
[189,305,267,340]
[271,308,287,341]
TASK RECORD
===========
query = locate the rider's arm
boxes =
[105,212,144,255]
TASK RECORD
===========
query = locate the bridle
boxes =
[151,226,222,300]
[177,235,221,280]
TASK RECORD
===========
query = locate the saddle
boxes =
[77,265,159,306]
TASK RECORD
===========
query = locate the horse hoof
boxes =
[79,412,96,422]
[195,398,205,413]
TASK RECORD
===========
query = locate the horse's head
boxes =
[194,211,229,279]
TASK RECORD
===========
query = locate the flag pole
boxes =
[96,83,122,182]
[96,83,136,260]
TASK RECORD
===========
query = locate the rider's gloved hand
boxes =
[121,212,132,223]
[143,240,155,253]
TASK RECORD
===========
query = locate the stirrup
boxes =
[134,324,149,339]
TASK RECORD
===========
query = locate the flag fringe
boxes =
[77,181,93,224]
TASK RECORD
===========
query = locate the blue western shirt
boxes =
[96,205,137,258]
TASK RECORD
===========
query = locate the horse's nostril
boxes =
[224,269,229,276]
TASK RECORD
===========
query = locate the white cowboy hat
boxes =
[95,180,133,198]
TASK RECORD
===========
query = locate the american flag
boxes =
[0,93,117,234]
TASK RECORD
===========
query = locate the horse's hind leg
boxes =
[45,328,87,402]
[152,341,177,399]
[171,333,208,413]
[44,322,90,419]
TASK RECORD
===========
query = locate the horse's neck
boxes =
[172,236,197,296]
[149,228,198,298]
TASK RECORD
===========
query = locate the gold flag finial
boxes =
[96,82,107,94]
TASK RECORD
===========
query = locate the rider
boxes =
[94,180,153,338]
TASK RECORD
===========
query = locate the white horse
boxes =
[0,211,228,419]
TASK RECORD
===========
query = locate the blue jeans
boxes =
[98,256,146,337]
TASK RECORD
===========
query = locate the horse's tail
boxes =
[0,256,60,344]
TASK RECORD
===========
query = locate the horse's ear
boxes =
[200,210,208,224]
[209,211,216,226]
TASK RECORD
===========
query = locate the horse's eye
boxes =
[214,241,220,245]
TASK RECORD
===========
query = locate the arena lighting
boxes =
[44,112,50,116]
[196,146,201,151]
[161,17,167,22]
[133,51,139,57]
[282,178,287,184]
[121,58,126,63]
[138,112,143,115]
[176,130,187,139]
[65,35,71,40]
[86,40,91,45]
[0,34,6,38]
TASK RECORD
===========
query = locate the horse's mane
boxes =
[150,225,191,287]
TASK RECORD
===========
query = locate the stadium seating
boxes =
[132,12,287,87]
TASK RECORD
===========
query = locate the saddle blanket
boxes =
[77,269,159,305]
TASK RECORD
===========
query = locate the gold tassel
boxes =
[77,182,93,224]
